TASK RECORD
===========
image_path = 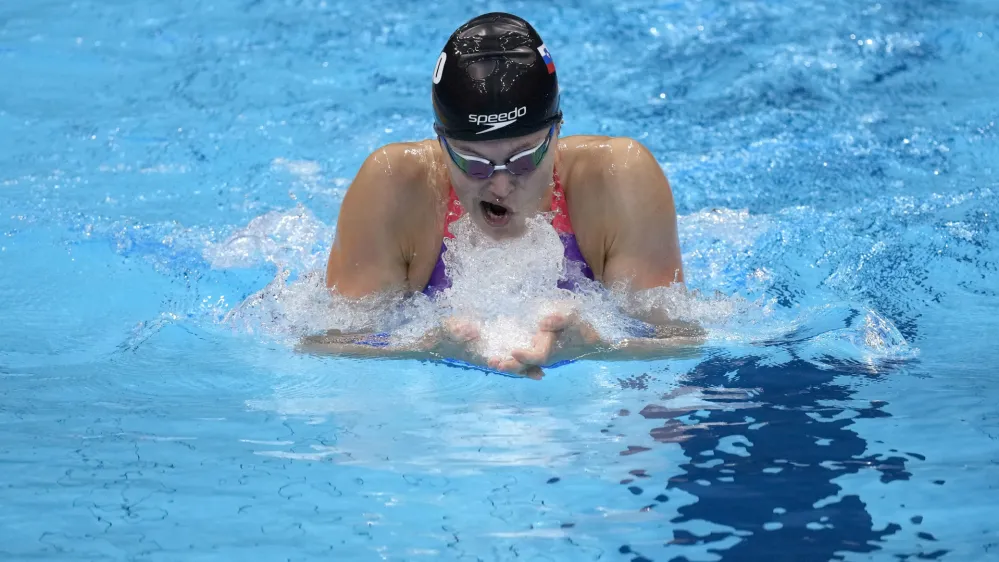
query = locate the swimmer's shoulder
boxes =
[327,140,446,293]
[560,134,661,177]
[558,134,676,246]
[559,135,667,200]
[340,140,447,231]
[346,140,446,204]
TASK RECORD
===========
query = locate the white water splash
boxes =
[434,213,582,357]
[202,204,332,272]
[205,200,915,367]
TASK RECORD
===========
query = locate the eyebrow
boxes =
[451,137,541,158]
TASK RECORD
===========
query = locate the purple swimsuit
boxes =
[422,170,595,298]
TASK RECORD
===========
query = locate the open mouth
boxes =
[480,200,512,227]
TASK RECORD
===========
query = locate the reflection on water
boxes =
[608,354,939,561]
[2,0,996,558]
[231,344,937,560]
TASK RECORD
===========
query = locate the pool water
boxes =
[2,0,999,560]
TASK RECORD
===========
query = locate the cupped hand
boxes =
[442,316,480,343]
[417,315,481,354]
[487,309,599,380]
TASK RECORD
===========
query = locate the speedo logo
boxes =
[469,106,528,134]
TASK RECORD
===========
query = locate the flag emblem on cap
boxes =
[537,43,555,74]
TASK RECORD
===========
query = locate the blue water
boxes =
[2,0,998,560]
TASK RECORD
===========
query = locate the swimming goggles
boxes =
[438,123,556,179]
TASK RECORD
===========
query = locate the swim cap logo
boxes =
[433,52,447,84]
[468,106,528,135]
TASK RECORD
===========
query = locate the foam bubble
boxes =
[202,203,332,272]
[433,213,579,357]
[207,200,914,369]
[221,268,433,340]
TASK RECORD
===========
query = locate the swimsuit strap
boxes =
[442,168,575,236]
[549,169,575,234]
[442,185,464,239]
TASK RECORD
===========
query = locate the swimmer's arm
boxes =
[325,147,415,298]
[495,142,699,374]
[596,138,702,334]
[599,138,685,292]
[601,139,694,326]
[295,319,486,367]
[296,331,431,359]
[316,146,486,360]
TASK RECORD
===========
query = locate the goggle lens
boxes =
[441,124,555,179]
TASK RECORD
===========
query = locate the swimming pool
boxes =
[2,0,998,559]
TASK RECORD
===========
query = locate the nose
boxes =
[486,170,515,200]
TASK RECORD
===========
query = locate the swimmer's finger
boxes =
[487,356,512,370]
[450,323,479,342]
[577,321,601,345]
[545,312,600,347]
[510,345,545,366]
[489,356,523,373]
[539,308,584,332]
[539,313,568,332]
[521,366,544,380]
[495,358,544,380]
[511,330,557,366]
[443,317,479,342]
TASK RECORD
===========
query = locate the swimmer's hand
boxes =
[422,316,552,381]
[487,310,600,379]
[420,315,485,359]
[423,316,481,349]
[443,317,481,343]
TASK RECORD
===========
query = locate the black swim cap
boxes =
[431,12,562,141]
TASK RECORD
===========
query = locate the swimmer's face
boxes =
[439,124,559,239]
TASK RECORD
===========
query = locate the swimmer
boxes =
[318,12,698,377]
